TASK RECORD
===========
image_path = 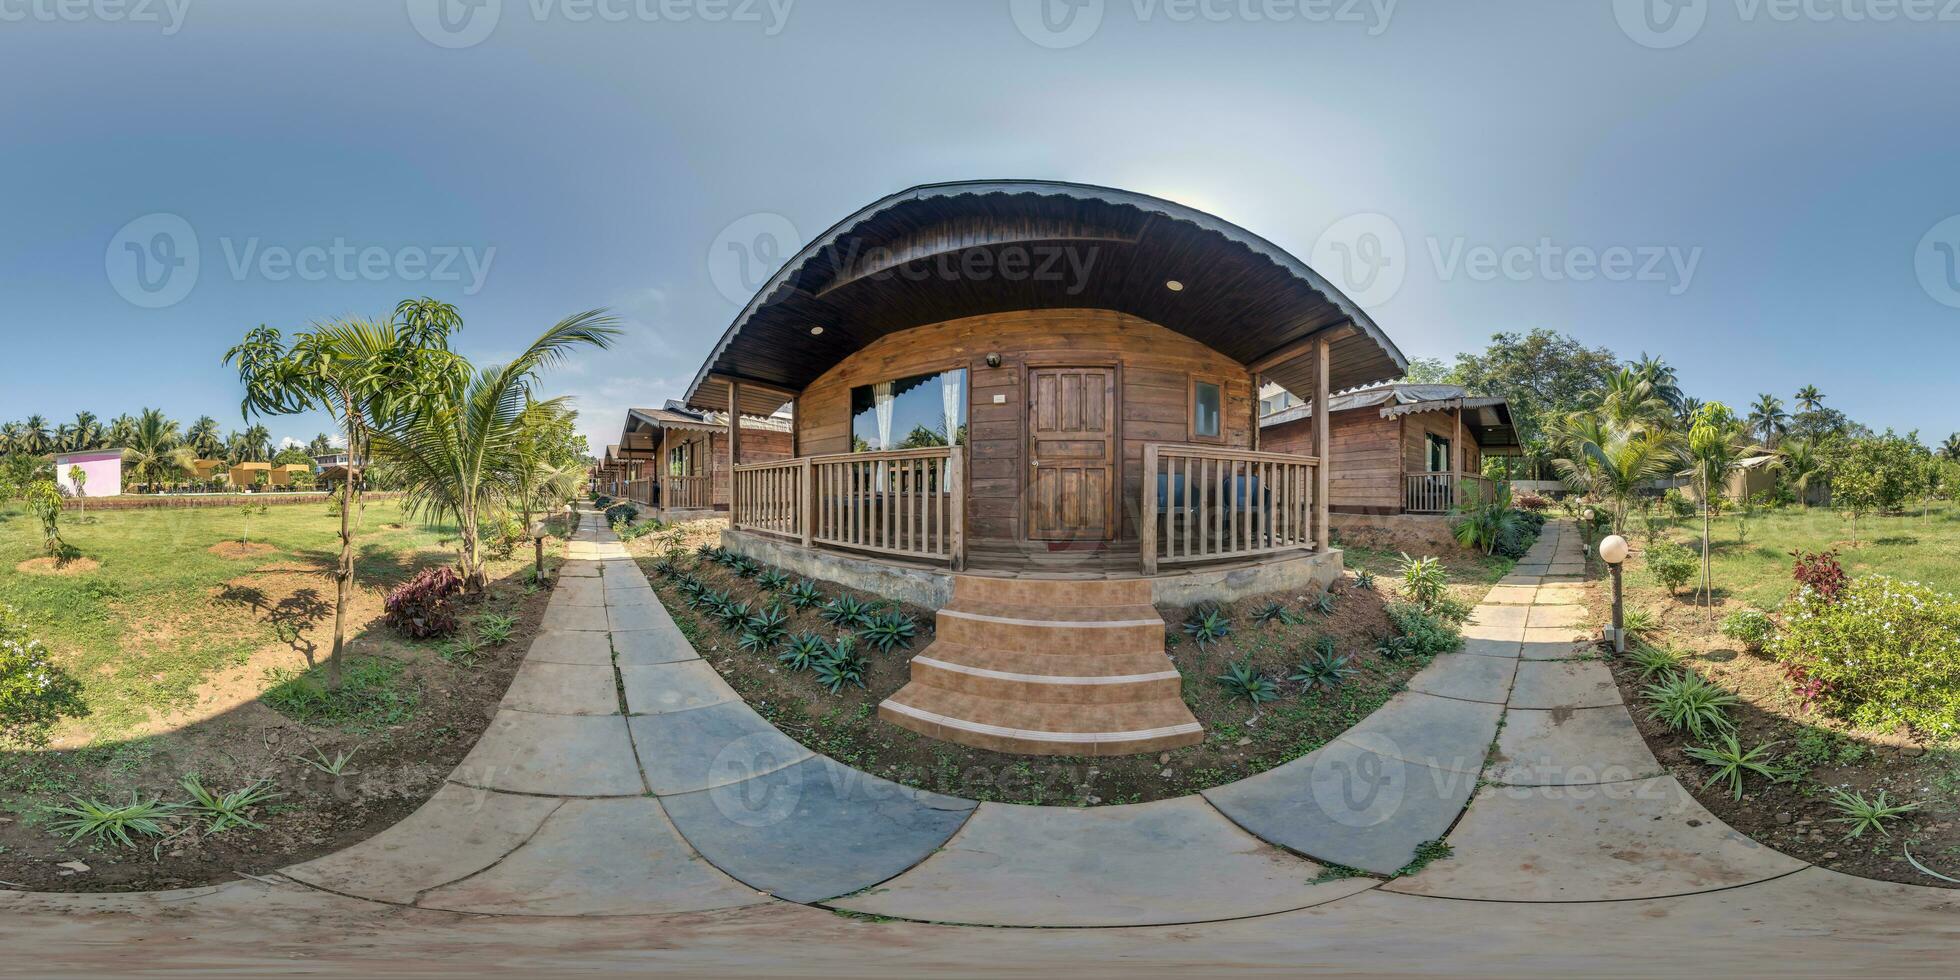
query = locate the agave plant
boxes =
[738,604,791,652]
[756,569,790,592]
[785,579,824,610]
[814,635,868,694]
[713,596,752,630]
[861,611,919,653]
[1683,734,1781,801]
[820,595,874,630]
[1290,638,1354,691]
[1217,659,1280,706]
[1182,606,1232,648]
[1251,601,1299,627]
[778,632,829,672]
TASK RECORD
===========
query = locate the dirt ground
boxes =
[0,541,563,893]
[636,526,1433,807]
[1590,583,1960,889]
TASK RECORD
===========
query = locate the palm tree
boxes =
[240,423,272,461]
[1746,393,1788,446]
[0,421,23,455]
[226,307,470,688]
[22,415,51,455]
[121,408,184,489]
[1942,433,1960,462]
[66,411,101,450]
[1553,414,1675,534]
[1795,385,1824,413]
[54,423,77,452]
[1585,367,1675,434]
[185,415,223,458]
[1680,403,1757,607]
[1781,436,1826,506]
[106,413,138,449]
[368,310,618,591]
[1630,353,1685,412]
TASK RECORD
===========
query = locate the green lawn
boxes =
[0,499,456,740]
[1638,502,1960,610]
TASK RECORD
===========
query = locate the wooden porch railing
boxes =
[663,474,713,511]
[731,447,965,568]
[621,478,656,508]
[1403,472,1495,514]
[1141,444,1318,575]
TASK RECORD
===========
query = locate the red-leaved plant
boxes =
[385,566,465,639]
[1790,549,1847,604]
[1781,661,1830,710]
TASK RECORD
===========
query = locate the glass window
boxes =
[1427,434,1452,472]
[851,368,967,451]
[1192,380,1222,440]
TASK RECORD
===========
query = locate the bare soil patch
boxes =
[208,541,279,559]
[14,557,101,576]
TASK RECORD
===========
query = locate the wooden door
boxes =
[1027,366,1116,541]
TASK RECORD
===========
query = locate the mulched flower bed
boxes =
[643,546,1435,806]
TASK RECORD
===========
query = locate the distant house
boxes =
[54,449,124,498]
[601,401,792,517]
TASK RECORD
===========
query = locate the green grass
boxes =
[1635,502,1960,609]
[0,499,454,740]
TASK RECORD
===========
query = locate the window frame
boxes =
[1189,376,1226,444]
[849,366,969,452]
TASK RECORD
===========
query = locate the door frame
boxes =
[1021,359,1121,544]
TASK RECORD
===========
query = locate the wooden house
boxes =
[674,181,1409,756]
[599,402,792,518]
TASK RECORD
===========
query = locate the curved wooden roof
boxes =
[685,180,1407,416]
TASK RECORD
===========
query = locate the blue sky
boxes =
[3,0,1956,453]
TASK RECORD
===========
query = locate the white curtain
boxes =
[940,371,962,447]
[873,381,895,450]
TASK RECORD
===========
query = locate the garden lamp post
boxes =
[1600,533,1628,654]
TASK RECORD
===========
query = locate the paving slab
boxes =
[621,660,739,714]
[1458,636,1522,659]
[523,629,616,666]
[1487,705,1664,786]
[500,661,621,716]
[1333,691,1502,774]
[1203,735,1481,875]
[550,577,607,608]
[1405,653,1517,705]
[416,797,768,916]
[1511,563,1550,575]
[282,785,561,904]
[629,701,812,795]
[452,712,645,797]
[1534,582,1588,604]
[607,600,670,632]
[1497,573,1545,586]
[1480,585,1537,605]
[663,755,976,904]
[557,560,603,578]
[833,796,1371,926]
[1528,604,1590,629]
[1548,562,1587,576]
[1466,603,1527,629]
[1385,776,1807,901]
[1520,637,1587,661]
[612,625,700,665]
[1461,622,1525,643]
[540,600,610,632]
[1508,659,1621,709]
[602,586,656,607]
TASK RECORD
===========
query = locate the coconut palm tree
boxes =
[0,421,23,455]
[1942,433,1960,462]
[1553,413,1675,534]
[106,414,138,449]
[121,408,184,489]
[65,411,101,451]
[1781,436,1827,506]
[1630,353,1685,412]
[1680,403,1757,606]
[21,415,51,455]
[1795,385,1824,413]
[368,310,618,591]
[185,415,223,458]
[1583,367,1675,435]
[1747,393,1788,446]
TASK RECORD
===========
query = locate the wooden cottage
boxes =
[682,180,1408,755]
[603,402,792,518]
[1259,383,1518,516]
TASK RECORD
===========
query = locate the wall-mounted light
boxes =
[985,352,1002,368]
[809,325,825,336]
[1165,280,1185,292]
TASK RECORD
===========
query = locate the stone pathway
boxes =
[5,515,1956,975]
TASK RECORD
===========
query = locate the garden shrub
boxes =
[604,502,639,525]
[1663,487,1695,519]
[1645,541,1698,595]
[1718,609,1774,650]
[485,514,525,560]
[1385,601,1461,658]
[1789,549,1847,604]
[262,656,418,725]
[1770,575,1960,738]
[384,566,465,639]
[1515,491,1551,512]
[0,604,86,745]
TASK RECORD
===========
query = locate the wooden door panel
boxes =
[1028,366,1116,541]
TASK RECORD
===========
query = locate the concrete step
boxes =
[880,683,1203,757]
[906,641,1183,705]
[933,601,1165,655]
[950,574,1153,607]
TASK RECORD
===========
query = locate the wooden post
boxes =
[1454,398,1464,506]
[726,381,742,524]
[1249,373,1262,451]
[798,457,814,547]
[789,395,800,457]
[947,447,966,570]
[1315,338,1331,553]
[1141,443,1159,575]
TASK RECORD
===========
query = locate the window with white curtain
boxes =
[849,369,968,451]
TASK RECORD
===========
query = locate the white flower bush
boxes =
[0,604,84,745]
[1771,576,1960,738]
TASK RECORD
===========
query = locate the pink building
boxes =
[53,449,124,498]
